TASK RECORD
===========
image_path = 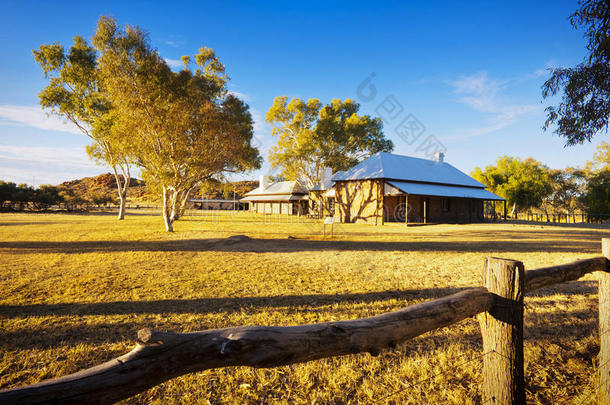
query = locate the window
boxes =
[441,198,451,212]
[327,197,335,215]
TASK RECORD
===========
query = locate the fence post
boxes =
[479,257,525,405]
[600,238,610,404]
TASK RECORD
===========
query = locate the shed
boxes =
[241,176,309,215]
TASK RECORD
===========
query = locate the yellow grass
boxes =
[0,211,609,404]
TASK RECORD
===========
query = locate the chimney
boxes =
[434,152,445,163]
[321,167,333,188]
[259,175,270,190]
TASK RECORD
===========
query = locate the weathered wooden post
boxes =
[405,195,409,227]
[600,238,610,404]
[479,257,525,405]
[423,200,427,224]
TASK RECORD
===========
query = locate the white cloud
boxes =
[250,109,265,133]
[0,144,103,185]
[227,90,250,102]
[448,71,541,138]
[0,105,81,134]
[0,144,94,168]
[249,109,274,155]
[165,40,185,48]
[164,58,184,69]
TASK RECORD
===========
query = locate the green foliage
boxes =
[0,181,18,208]
[92,16,261,231]
[0,182,64,211]
[221,182,233,200]
[542,0,610,145]
[544,167,587,215]
[472,156,553,213]
[33,185,64,209]
[583,142,610,214]
[33,36,117,155]
[585,141,610,172]
[33,31,133,219]
[584,169,610,214]
[266,97,393,188]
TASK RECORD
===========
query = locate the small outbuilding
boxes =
[326,152,504,224]
[241,176,309,215]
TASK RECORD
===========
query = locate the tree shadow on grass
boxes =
[0,232,605,254]
[1,280,599,321]
[0,287,469,320]
[0,222,63,227]
[0,305,601,353]
[527,280,598,297]
[0,280,602,350]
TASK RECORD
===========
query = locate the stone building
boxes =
[326,152,505,224]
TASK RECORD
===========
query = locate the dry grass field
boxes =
[1,211,609,404]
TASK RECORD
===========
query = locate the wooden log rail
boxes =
[1,245,609,405]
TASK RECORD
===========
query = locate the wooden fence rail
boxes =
[1,239,609,405]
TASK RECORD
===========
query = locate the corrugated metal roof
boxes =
[388,181,504,200]
[240,194,308,202]
[332,152,486,188]
[244,180,308,196]
[189,199,240,203]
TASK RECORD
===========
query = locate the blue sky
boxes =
[0,0,603,185]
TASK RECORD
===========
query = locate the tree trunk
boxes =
[117,189,127,220]
[111,165,130,220]
[169,189,182,222]
[177,188,193,219]
[162,187,174,232]
[510,203,516,219]
[170,190,179,222]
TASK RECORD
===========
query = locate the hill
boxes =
[59,173,146,201]
[58,174,259,202]
[197,180,258,200]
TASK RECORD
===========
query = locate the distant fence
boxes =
[189,209,323,226]
[515,212,610,224]
[1,240,609,404]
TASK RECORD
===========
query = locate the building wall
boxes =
[190,201,246,210]
[309,191,335,218]
[423,197,484,223]
[309,191,324,217]
[248,201,302,215]
[353,189,486,224]
[335,180,383,224]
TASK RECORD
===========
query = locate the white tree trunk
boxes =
[162,187,174,232]
[176,188,193,219]
[169,190,181,222]
[117,190,127,220]
[111,165,130,220]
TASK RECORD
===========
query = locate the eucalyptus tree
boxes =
[93,16,260,231]
[542,0,610,145]
[33,36,132,219]
[472,156,553,218]
[266,97,392,189]
[545,167,587,220]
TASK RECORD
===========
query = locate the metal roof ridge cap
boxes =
[385,178,487,189]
